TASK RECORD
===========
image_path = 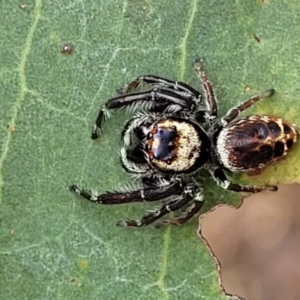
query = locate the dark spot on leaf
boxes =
[60,42,74,54]
[253,34,260,43]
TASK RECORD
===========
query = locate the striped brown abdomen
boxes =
[216,116,298,172]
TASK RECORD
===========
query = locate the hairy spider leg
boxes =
[69,180,183,204]
[219,88,275,127]
[205,165,278,193]
[118,63,218,120]
[70,178,202,226]
[91,61,218,140]
[117,181,200,227]
[106,87,195,110]
[91,87,196,140]
[194,57,218,118]
[164,186,204,225]
[117,74,202,100]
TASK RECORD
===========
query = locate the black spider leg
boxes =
[91,87,195,140]
[206,166,278,193]
[91,107,106,139]
[194,58,218,119]
[164,184,204,225]
[69,177,194,227]
[218,88,275,127]
[117,75,202,101]
[117,75,204,115]
[91,60,218,140]
[119,146,151,176]
[118,66,217,120]
[69,179,182,205]
[106,87,195,111]
[117,179,201,227]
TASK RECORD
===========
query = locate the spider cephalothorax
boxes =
[139,118,210,173]
[70,59,298,227]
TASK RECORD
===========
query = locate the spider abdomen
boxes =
[215,115,298,172]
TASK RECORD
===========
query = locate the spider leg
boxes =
[194,57,218,118]
[91,105,111,139]
[91,108,106,139]
[218,89,275,127]
[117,75,202,100]
[91,88,195,140]
[106,88,194,110]
[165,187,204,225]
[207,166,278,193]
[117,182,198,227]
[119,146,151,176]
[120,120,146,165]
[91,59,219,140]
[69,179,183,205]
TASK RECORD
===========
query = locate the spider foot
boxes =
[164,200,204,226]
[267,185,278,192]
[194,56,204,71]
[69,185,102,203]
[91,126,101,140]
[264,88,275,97]
[194,55,203,68]
[69,184,80,193]
[116,219,142,227]
[116,79,140,95]
[91,109,104,140]
[91,107,111,140]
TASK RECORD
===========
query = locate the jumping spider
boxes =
[70,59,298,227]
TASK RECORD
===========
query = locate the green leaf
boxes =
[1,1,299,299]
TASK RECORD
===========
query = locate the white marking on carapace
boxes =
[151,119,201,172]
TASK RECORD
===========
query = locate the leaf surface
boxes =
[1,1,300,299]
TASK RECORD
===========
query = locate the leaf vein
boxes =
[179,0,199,80]
[0,0,42,205]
